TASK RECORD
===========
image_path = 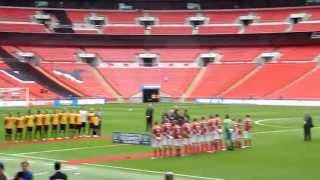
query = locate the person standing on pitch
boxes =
[145,103,154,131]
[303,114,314,141]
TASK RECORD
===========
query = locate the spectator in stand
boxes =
[49,162,67,180]
[0,161,8,180]
[14,161,33,180]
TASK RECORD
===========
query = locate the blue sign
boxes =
[112,132,151,145]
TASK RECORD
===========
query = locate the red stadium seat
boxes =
[244,24,289,34]
[190,63,256,98]
[102,25,145,35]
[198,25,240,34]
[224,63,316,98]
[150,25,193,35]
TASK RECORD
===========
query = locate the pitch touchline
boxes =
[84,163,224,180]
[13,144,128,155]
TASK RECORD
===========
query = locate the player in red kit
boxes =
[182,121,192,155]
[233,119,243,149]
[151,122,162,159]
[243,115,253,147]
[207,116,217,153]
[162,121,174,157]
[173,123,183,156]
[215,114,225,151]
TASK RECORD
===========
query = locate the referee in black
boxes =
[145,103,154,131]
[49,162,67,180]
[303,113,314,141]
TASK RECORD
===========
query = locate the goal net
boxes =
[0,88,30,102]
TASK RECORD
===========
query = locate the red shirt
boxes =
[244,118,252,131]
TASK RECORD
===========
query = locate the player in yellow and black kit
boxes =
[59,109,68,138]
[68,109,76,138]
[34,110,43,140]
[24,110,35,141]
[4,113,14,141]
[42,110,51,140]
[15,112,25,141]
[75,110,82,137]
[88,109,96,136]
[51,109,60,139]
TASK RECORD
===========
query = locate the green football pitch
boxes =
[0,103,319,180]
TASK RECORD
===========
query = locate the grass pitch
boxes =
[0,103,319,180]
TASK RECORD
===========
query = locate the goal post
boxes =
[0,87,30,106]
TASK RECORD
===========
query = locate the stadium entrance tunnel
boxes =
[142,85,160,103]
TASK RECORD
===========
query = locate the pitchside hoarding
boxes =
[112,132,151,145]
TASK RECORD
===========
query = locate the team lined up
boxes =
[3,108,102,142]
[151,114,253,158]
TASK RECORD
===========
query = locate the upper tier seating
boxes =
[270,67,320,99]
[149,48,210,62]
[0,7,35,21]
[204,11,247,24]
[18,46,80,61]
[66,10,142,24]
[216,47,273,62]
[0,22,46,33]
[146,11,194,24]
[276,46,320,61]
[102,25,145,35]
[190,63,255,98]
[198,25,240,34]
[85,47,143,62]
[292,22,320,32]
[39,63,113,97]
[150,25,193,35]
[224,63,316,98]
[98,67,198,97]
[244,24,289,34]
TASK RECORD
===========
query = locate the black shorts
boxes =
[60,124,66,130]
[43,125,49,131]
[16,128,23,133]
[36,126,42,131]
[82,122,86,128]
[69,124,74,129]
[27,127,33,132]
[77,124,82,130]
[5,129,12,134]
[52,125,58,130]
[89,123,94,129]
[94,125,99,129]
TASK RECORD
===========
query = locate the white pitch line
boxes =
[13,144,127,155]
[255,117,296,128]
[84,163,224,180]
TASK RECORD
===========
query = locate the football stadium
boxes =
[0,0,320,180]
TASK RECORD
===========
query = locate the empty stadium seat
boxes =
[292,22,320,32]
[0,7,35,21]
[39,63,113,97]
[150,48,209,62]
[18,46,80,61]
[244,24,289,34]
[270,67,320,99]
[150,25,193,35]
[85,47,143,62]
[102,25,145,35]
[198,25,240,34]
[190,63,256,98]
[98,67,198,97]
[146,11,194,24]
[216,47,273,62]
[277,46,320,61]
[0,22,46,33]
[224,63,316,98]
